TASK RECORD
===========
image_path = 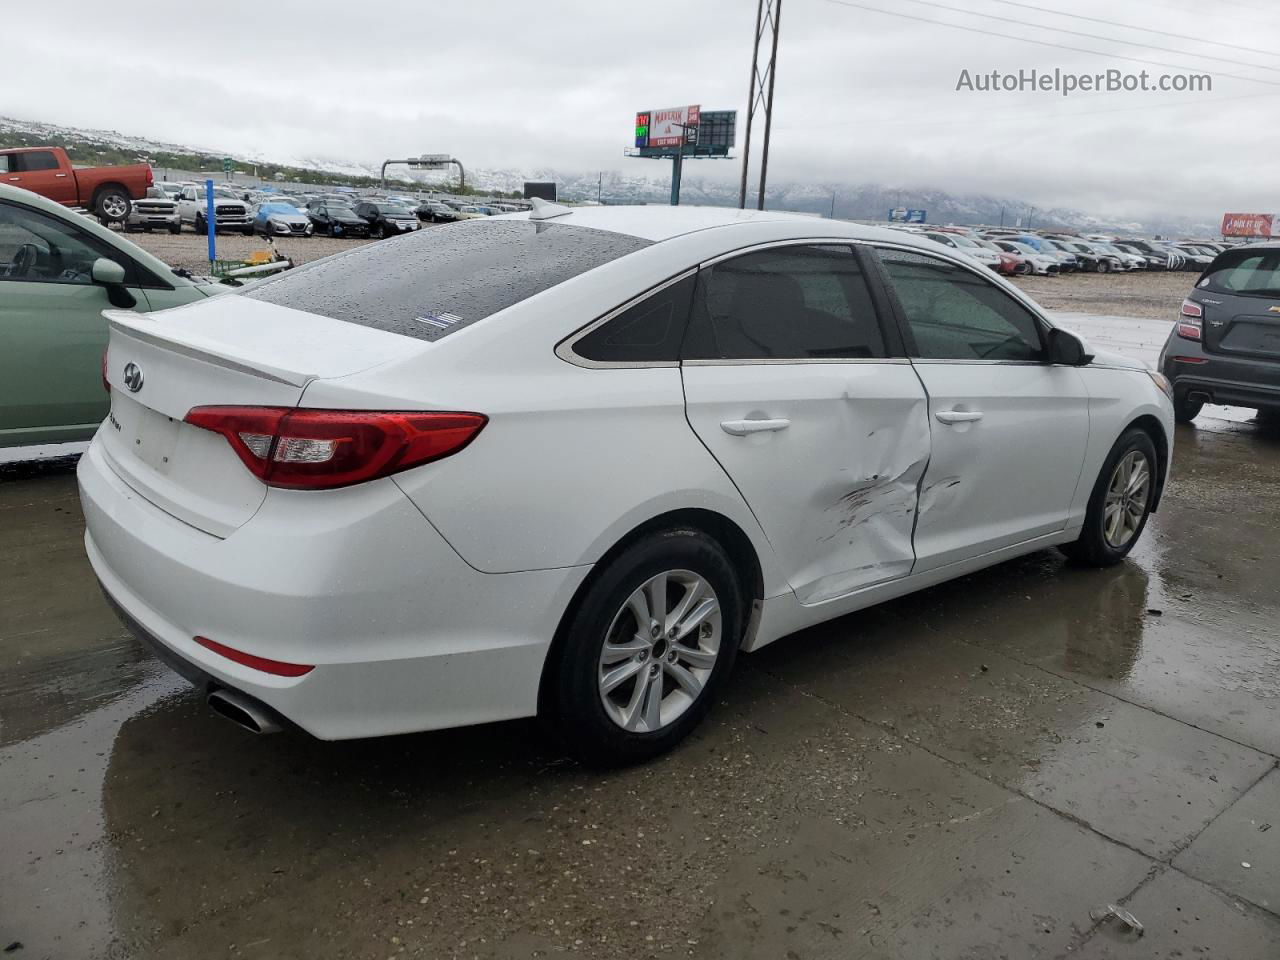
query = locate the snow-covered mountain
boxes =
[0,115,1212,235]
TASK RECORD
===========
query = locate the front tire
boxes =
[194,215,207,236]
[545,528,745,767]
[1060,428,1158,567]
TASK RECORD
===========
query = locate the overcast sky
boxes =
[5,0,1279,219]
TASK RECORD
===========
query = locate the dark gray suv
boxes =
[1160,244,1280,422]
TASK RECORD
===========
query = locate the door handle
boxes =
[935,410,984,424]
[720,418,791,436]
[7,177,19,181]
[54,173,68,178]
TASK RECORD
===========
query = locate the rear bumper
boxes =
[77,437,590,739]
[1161,348,1280,410]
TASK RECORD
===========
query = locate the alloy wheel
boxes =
[102,195,128,218]
[597,569,722,733]
[1103,450,1151,547]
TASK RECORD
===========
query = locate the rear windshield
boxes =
[244,219,651,341]
[1200,249,1280,298]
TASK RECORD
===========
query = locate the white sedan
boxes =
[80,204,1174,765]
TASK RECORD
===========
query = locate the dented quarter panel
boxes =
[681,360,930,604]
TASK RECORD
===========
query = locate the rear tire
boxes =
[1060,428,1158,567]
[94,187,131,223]
[194,215,207,236]
[1098,260,1111,274]
[544,528,745,767]
[1174,394,1203,424]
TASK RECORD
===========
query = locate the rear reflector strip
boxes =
[193,636,315,677]
[1171,355,1208,364]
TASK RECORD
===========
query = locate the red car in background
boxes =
[0,145,153,224]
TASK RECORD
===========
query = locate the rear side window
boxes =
[1201,250,1280,298]
[245,219,651,341]
[878,248,1044,362]
[573,273,695,364]
[682,245,887,360]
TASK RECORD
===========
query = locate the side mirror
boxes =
[91,258,136,308]
[1047,327,1093,366]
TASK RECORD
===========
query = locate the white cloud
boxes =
[3,0,1278,219]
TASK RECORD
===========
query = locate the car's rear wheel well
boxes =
[537,509,763,719]
[1124,414,1169,511]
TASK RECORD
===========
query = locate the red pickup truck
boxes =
[0,146,154,223]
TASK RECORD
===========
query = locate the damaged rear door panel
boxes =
[874,245,1091,572]
[680,242,931,606]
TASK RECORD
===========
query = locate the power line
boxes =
[786,88,1280,132]
[892,0,1280,74]
[820,0,1280,88]
[982,0,1280,61]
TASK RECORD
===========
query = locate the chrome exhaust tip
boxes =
[207,689,282,735]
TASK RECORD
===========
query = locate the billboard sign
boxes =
[888,208,927,224]
[640,105,701,149]
[1221,212,1277,237]
[524,181,557,202]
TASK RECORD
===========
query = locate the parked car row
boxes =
[142,181,529,240]
[897,222,1239,278]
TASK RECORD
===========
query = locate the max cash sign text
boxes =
[955,68,1212,97]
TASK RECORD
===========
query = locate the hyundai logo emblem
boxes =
[122,362,144,393]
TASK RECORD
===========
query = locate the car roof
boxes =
[500,204,946,246]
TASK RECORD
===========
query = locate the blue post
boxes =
[205,178,216,263]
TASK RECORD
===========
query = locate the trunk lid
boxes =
[100,297,424,537]
[1202,294,1280,360]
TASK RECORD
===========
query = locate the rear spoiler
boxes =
[104,309,313,387]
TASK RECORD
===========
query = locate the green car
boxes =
[0,183,223,448]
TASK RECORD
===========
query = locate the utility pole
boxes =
[597,172,602,203]
[738,0,782,210]
[1028,207,1036,230]
[829,190,836,219]
[999,206,1005,228]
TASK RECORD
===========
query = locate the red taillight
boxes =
[146,166,154,188]
[183,406,487,489]
[1177,301,1203,341]
[193,636,314,677]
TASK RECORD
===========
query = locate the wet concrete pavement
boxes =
[3,314,1280,959]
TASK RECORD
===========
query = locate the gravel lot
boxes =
[119,225,406,273]
[1014,269,1192,321]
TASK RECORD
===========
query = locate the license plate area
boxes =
[1221,319,1280,359]
[110,392,181,474]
